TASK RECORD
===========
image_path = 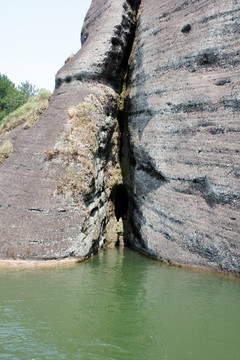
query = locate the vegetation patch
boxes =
[65,53,75,63]
[57,167,92,199]
[0,140,13,165]
[0,74,38,122]
[45,102,98,201]
[67,102,97,154]
[118,72,127,112]
[0,89,52,134]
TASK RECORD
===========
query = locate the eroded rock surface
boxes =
[125,0,240,275]
[56,0,139,91]
[0,0,239,275]
[0,0,140,260]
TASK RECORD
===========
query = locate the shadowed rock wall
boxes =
[125,0,240,275]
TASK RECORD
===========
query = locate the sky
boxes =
[0,0,92,92]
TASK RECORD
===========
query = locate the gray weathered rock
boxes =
[124,0,240,275]
[56,0,139,91]
[0,0,239,276]
[0,0,140,260]
[0,82,118,259]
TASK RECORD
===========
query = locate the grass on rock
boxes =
[45,101,98,200]
[0,140,13,165]
[0,89,52,134]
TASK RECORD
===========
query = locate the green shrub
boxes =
[0,74,38,121]
[0,89,52,134]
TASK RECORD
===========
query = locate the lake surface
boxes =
[0,247,240,360]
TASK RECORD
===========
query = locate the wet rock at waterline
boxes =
[0,0,239,275]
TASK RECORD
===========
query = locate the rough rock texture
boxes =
[56,0,139,91]
[0,0,239,276]
[125,0,240,275]
[0,0,140,260]
[0,82,118,259]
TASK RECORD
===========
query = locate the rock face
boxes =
[0,0,140,260]
[125,0,240,275]
[0,0,239,275]
[56,0,138,91]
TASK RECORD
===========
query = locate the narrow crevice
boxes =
[56,1,143,252]
[109,0,142,245]
[75,1,142,253]
[115,68,133,244]
[111,184,129,221]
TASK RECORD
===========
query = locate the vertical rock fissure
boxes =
[77,0,143,254]
[113,11,142,247]
[110,0,142,246]
[0,0,143,261]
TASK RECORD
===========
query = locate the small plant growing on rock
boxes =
[65,53,75,64]
[0,140,13,165]
[44,148,60,160]
[46,101,98,201]
[118,72,127,111]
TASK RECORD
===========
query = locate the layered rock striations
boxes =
[56,0,139,91]
[0,0,140,260]
[0,0,239,275]
[125,0,240,275]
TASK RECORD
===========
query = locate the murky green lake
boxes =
[0,247,240,360]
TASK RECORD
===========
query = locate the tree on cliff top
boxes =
[0,74,38,122]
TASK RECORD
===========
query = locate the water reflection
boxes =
[0,247,240,360]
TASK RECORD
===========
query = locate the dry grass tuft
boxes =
[45,101,98,200]
[0,140,13,165]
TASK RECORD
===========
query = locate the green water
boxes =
[0,248,240,360]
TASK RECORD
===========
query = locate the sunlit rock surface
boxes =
[125,0,240,275]
[0,0,139,260]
